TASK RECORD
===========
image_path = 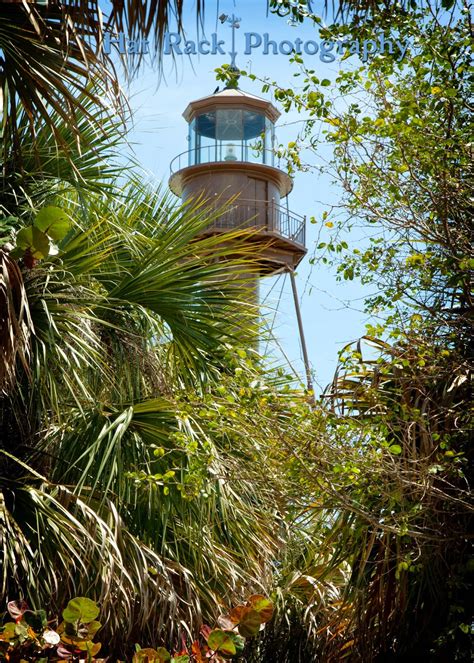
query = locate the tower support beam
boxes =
[288,268,314,400]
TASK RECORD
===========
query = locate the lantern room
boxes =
[188,106,276,167]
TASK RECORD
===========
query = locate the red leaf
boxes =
[237,609,261,638]
[191,640,206,663]
[247,595,274,623]
[7,600,28,622]
[200,624,212,640]
[228,605,248,624]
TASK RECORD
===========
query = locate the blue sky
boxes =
[116,0,373,392]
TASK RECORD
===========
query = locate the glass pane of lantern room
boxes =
[243,111,266,164]
[194,112,216,164]
[265,118,275,167]
[188,119,195,165]
[216,110,243,161]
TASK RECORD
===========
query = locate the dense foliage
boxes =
[218,0,473,660]
[0,136,301,655]
[1,0,472,661]
[0,595,274,662]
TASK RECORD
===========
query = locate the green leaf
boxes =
[16,226,50,258]
[389,444,402,455]
[16,226,35,249]
[0,622,17,641]
[441,0,455,10]
[23,609,47,631]
[133,648,170,662]
[81,620,102,638]
[237,609,262,638]
[77,640,101,656]
[14,621,29,640]
[9,247,24,260]
[207,629,237,657]
[247,595,274,623]
[34,206,70,240]
[62,597,100,624]
[227,632,245,655]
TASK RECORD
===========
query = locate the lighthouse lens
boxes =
[216,110,242,140]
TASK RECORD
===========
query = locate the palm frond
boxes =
[0,453,197,650]
[0,7,124,171]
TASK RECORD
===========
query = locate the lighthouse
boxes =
[168,87,307,275]
[168,85,313,393]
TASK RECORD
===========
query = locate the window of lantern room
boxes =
[189,109,275,166]
[191,112,216,165]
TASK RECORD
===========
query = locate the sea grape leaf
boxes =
[77,640,102,656]
[0,622,17,641]
[191,640,207,663]
[228,605,247,624]
[62,597,100,624]
[9,246,24,260]
[217,615,235,630]
[77,620,102,639]
[200,624,212,639]
[247,595,274,623]
[16,226,50,258]
[56,644,74,659]
[61,634,87,646]
[14,621,29,641]
[7,600,28,621]
[237,609,261,638]
[228,632,245,655]
[207,629,236,657]
[23,609,47,631]
[133,648,171,662]
[34,206,70,241]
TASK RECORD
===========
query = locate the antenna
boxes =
[219,13,241,70]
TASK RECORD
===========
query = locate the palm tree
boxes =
[0,92,299,655]
[0,196,285,653]
[0,1,306,651]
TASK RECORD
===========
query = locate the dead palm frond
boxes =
[307,334,473,660]
[0,247,32,393]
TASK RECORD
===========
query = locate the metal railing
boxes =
[170,146,283,173]
[203,198,305,247]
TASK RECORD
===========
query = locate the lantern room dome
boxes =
[182,88,281,123]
